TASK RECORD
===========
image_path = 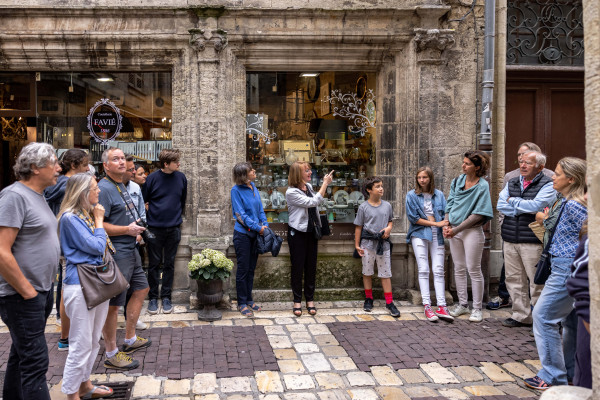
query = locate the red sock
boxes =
[365,289,373,299]
[384,292,393,304]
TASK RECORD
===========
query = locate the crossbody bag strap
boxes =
[543,201,566,252]
[103,176,143,221]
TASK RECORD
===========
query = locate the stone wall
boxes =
[0,0,484,303]
[583,0,599,395]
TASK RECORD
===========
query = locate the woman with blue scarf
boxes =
[443,150,494,323]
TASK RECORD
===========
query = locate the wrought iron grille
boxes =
[507,0,583,66]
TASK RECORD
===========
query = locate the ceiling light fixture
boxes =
[97,77,113,82]
[300,73,319,77]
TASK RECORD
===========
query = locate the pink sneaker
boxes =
[424,305,438,322]
[434,305,455,322]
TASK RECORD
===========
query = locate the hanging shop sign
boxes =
[87,98,123,144]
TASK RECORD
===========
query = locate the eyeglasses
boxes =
[126,168,136,172]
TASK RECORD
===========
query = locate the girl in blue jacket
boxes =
[405,167,452,322]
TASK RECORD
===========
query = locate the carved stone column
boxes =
[413,28,456,64]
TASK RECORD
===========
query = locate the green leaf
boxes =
[202,270,211,280]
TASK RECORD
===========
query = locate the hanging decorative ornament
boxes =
[322,89,376,138]
[246,113,277,144]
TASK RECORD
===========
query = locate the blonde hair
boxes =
[288,161,310,188]
[557,157,586,206]
[57,173,95,223]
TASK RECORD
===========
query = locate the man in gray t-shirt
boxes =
[0,142,61,399]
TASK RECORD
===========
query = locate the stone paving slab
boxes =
[326,319,538,371]
[0,301,544,400]
[0,325,278,385]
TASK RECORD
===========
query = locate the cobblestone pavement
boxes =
[0,301,542,399]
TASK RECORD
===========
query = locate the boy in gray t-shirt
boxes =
[354,177,399,317]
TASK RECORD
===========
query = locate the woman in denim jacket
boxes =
[405,167,452,323]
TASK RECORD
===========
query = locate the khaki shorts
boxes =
[361,248,392,278]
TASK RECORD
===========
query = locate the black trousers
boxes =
[574,317,592,388]
[288,227,318,303]
[233,230,259,306]
[0,286,53,400]
[147,226,181,300]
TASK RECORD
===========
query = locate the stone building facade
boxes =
[582,0,598,395]
[0,1,486,303]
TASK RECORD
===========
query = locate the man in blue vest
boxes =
[497,151,556,327]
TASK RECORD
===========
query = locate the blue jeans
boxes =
[0,287,54,400]
[233,230,259,306]
[147,226,181,300]
[532,256,575,385]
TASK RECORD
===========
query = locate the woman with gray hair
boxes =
[230,162,268,317]
[58,173,114,399]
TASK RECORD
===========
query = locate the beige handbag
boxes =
[528,221,546,243]
[77,249,129,310]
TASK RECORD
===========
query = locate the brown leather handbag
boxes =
[77,249,129,310]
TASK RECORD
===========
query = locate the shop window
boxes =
[34,71,172,174]
[245,72,376,232]
[0,73,35,116]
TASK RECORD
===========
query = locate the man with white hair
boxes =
[0,142,61,399]
[497,150,556,327]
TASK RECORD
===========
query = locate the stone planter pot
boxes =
[196,278,224,321]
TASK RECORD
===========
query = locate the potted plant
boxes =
[188,249,233,321]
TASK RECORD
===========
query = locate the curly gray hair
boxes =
[13,143,57,180]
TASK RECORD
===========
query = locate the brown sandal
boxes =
[306,303,317,316]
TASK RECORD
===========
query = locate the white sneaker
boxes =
[449,304,470,317]
[136,320,148,330]
[469,309,483,322]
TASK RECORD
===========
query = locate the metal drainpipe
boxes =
[478,0,495,150]
[479,0,496,302]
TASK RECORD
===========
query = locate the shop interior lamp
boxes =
[317,119,348,140]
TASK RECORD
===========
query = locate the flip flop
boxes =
[81,385,113,399]
[239,305,254,317]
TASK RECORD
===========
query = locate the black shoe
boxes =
[386,302,400,318]
[502,317,532,328]
[486,296,511,310]
[363,298,374,312]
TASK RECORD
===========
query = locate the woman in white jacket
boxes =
[285,162,333,316]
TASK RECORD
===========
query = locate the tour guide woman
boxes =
[58,173,113,400]
[285,162,333,316]
[443,150,494,323]
[524,157,587,390]
[231,162,268,318]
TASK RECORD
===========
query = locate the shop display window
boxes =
[32,71,173,174]
[246,72,376,230]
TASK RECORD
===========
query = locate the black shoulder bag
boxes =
[305,186,330,240]
[534,202,565,285]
